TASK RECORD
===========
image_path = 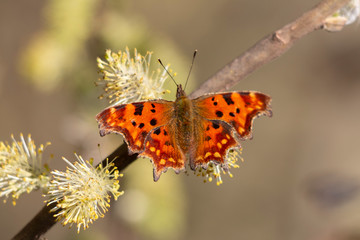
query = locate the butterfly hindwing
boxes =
[140,125,185,181]
[193,92,272,139]
[96,100,173,153]
[192,119,238,169]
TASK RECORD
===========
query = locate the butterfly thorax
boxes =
[173,85,194,154]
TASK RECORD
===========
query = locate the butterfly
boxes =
[96,51,272,181]
[96,83,271,181]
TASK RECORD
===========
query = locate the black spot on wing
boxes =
[151,109,156,113]
[236,108,240,114]
[212,122,220,129]
[150,118,157,126]
[229,112,235,117]
[131,121,136,126]
[216,111,223,117]
[222,93,235,105]
[134,103,144,116]
[154,128,161,135]
[138,123,145,129]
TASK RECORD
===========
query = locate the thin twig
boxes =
[11,0,351,239]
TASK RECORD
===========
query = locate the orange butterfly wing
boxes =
[96,101,173,153]
[96,101,186,180]
[191,119,238,169]
[140,125,185,181]
[194,91,272,139]
[192,91,271,167]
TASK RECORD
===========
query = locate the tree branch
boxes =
[189,0,351,98]
[12,0,351,239]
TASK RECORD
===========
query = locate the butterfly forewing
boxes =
[96,100,174,153]
[193,92,272,140]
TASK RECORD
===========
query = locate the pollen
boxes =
[146,142,149,147]
[156,149,160,156]
[0,134,51,205]
[205,152,212,158]
[150,147,156,152]
[193,148,243,186]
[214,152,221,158]
[96,48,169,106]
[46,155,123,233]
[226,134,231,139]
[221,139,228,144]
[159,159,166,165]
[217,143,222,149]
[169,158,175,163]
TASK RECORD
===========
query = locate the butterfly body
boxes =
[96,84,271,181]
[173,87,194,157]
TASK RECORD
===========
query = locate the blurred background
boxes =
[1,0,360,239]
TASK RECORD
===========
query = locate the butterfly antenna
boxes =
[158,58,178,87]
[184,49,197,91]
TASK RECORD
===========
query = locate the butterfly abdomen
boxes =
[174,95,194,154]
